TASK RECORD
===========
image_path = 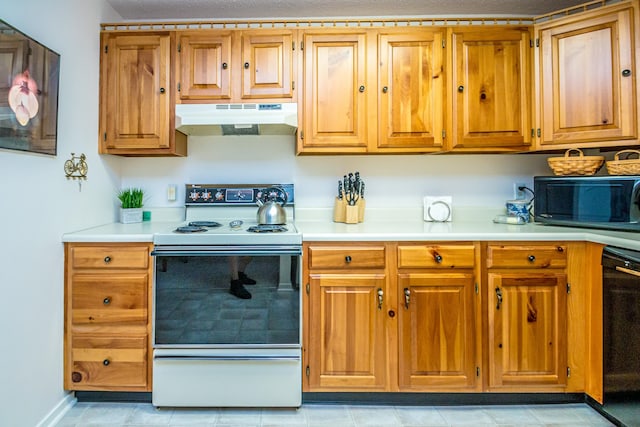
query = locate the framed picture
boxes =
[0,19,60,156]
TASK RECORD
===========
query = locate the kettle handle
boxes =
[262,186,288,207]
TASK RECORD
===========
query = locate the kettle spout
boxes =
[256,199,264,207]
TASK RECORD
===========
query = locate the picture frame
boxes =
[0,19,60,156]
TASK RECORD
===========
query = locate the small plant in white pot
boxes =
[118,188,144,224]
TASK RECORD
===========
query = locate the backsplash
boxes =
[120,135,552,210]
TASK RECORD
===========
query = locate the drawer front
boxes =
[70,336,147,388]
[71,274,148,325]
[71,246,149,270]
[397,245,475,268]
[487,244,567,269]
[308,246,386,269]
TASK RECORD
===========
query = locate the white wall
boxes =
[0,1,121,426]
[121,135,553,212]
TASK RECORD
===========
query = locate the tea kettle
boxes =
[256,186,288,225]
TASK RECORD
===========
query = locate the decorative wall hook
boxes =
[64,153,88,180]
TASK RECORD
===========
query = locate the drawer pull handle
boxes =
[495,287,503,310]
[345,255,352,263]
[103,359,110,366]
[528,255,536,263]
[104,256,112,264]
[404,287,410,309]
[103,297,111,305]
[377,288,384,310]
[434,253,443,263]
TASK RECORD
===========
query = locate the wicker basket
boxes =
[547,148,604,176]
[606,150,640,175]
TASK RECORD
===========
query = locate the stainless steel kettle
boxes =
[256,186,287,225]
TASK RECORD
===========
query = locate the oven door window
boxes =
[154,255,299,346]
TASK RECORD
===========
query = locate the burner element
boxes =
[175,225,207,233]
[188,221,222,228]
[247,225,288,233]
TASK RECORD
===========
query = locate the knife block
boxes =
[333,197,365,224]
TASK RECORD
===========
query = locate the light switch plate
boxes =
[167,184,177,201]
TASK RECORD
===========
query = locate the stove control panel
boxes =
[185,183,294,206]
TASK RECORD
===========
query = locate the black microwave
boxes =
[533,176,640,232]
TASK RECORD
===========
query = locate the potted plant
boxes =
[117,187,144,223]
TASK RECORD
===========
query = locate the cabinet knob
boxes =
[244,62,250,69]
[71,372,82,383]
[382,86,388,93]
[458,85,464,92]
[557,246,564,253]
[388,310,395,318]
[104,256,111,264]
[345,255,352,263]
[528,255,536,262]
[159,87,165,94]
[103,297,111,305]
[434,253,443,263]
[359,85,365,93]
[103,359,110,366]
[622,69,632,77]
[403,288,410,309]
[495,287,503,310]
[377,288,384,310]
[222,62,228,69]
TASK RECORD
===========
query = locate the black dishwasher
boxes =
[603,246,640,427]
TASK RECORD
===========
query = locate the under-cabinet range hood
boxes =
[175,103,298,136]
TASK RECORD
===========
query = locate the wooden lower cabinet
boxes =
[304,241,594,395]
[64,242,153,391]
[486,243,569,391]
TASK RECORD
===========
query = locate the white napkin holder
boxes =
[423,196,452,222]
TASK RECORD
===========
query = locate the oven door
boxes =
[152,245,301,348]
[151,245,302,407]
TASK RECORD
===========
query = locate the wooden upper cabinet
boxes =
[241,31,294,99]
[376,29,445,152]
[535,3,637,148]
[300,31,373,152]
[177,30,295,102]
[449,27,532,151]
[177,31,232,100]
[99,32,186,156]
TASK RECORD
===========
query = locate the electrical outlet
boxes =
[513,182,527,200]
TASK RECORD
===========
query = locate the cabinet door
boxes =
[102,33,172,150]
[488,272,567,389]
[450,27,531,150]
[301,32,371,152]
[307,273,387,390]
[241,31,294,99]
[178,32,232,100]
[537,5,636,147]
[398,272,478,390]
[377,30,444,151]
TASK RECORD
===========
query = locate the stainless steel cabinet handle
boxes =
[495,287,503,310]
[377,288,384,310]
[404,288,410,309]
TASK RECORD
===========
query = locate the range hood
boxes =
[175,103,298,136]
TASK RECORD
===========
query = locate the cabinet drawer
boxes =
[487,244,567,269]
[71,274,148,325]
[397,245,475,268]
[69,336,147,388]
[308,245,386,269]
[70,246,149,270]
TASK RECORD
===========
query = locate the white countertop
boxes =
[61,207,640,251]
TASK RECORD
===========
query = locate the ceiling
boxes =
[106,0,591,21]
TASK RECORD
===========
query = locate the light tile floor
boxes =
[54,402,618,426]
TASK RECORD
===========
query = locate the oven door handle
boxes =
[154,355,301,362]
[615,265,640,277]
[152,245,302,256]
